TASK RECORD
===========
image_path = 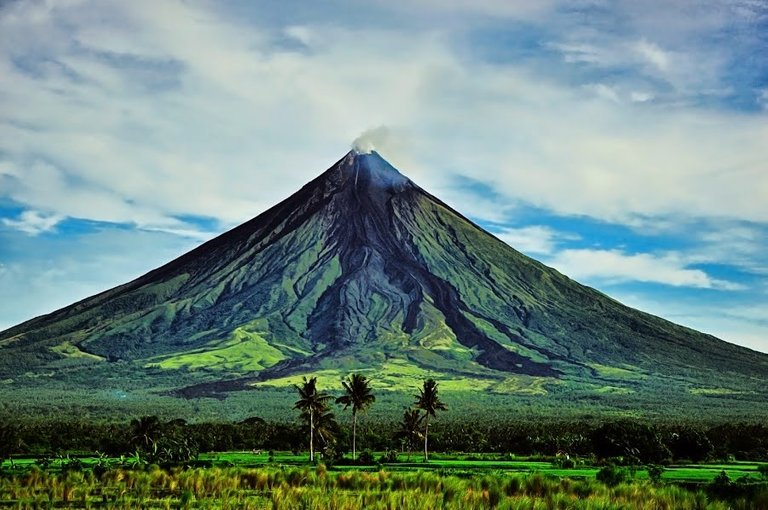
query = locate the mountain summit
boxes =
[1,150,767,404]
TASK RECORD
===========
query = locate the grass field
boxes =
[1,465,764,509]
[2,452,767,508]
[3,451,765,484]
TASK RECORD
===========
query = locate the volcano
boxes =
[1,150,767,407]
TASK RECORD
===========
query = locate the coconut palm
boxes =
[414,378,447,461]
[130,416,163,451]
[301,405,339,460]
[294,376,332,462]
[395,408,423,461]
[336,373,375,460]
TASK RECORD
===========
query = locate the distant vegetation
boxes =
[3,373,768,509]
[3,414,768,467]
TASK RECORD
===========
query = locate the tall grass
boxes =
[0,466,755,509]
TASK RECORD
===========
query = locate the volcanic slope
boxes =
[1,151,767,401]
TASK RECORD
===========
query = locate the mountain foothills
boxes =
[1,151,767,419]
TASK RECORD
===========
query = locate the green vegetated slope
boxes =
[0,150,766,418]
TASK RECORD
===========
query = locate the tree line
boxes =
[2,386,768,467]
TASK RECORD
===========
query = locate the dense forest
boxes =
[3,417,768,466]
[3,376,767,467]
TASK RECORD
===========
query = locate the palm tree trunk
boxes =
[423,414,430,462]
[310,408,314,463]
[352,410,357,461]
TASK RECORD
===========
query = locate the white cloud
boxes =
[0,0,451,228]
[283,25,315,47]
[630,91,654,103]
[633,39,671,72]
[547,249,744,290]
[552,32,727,99]
[495,226,576,255]
[0,0,765,232]
[585,83,621,103]
[475,101,767,223]
[691,224,768,275]
[374,0,559,19]
[1,210,63,235]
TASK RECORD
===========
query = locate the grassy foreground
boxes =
[4,452,766,484]
[2,464,762,510]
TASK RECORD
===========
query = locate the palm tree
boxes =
[336,373,375,460]
[414,378,447,461]
[395,408,423,461]
[302,406,339,458]
[130,416,162,451]
[294,376,332,462]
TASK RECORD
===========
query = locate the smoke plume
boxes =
[351,126,391,154]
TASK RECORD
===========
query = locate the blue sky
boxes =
[0,0,766,352]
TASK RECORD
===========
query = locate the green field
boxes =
[1,455,767,509]
[199,452,766,484]
[3,452,766,484]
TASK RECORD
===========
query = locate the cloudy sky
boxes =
[1,0,767,352]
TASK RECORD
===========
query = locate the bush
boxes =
[379,450,398,463]
[320,445,344,466]
[357,450,375,465]
[552,455,576,468]
[758,464,768,480]
[596,465,631,487]
[60,455,84,473]
[712,470,731,487]
[707,470,734,499]
[647,464,665,484]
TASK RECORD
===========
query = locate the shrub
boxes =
[379,450,398,463]
[552,455,576,469]
[708,470,734,500]
[596,465,631,487]
[712,470,731,487]
[357,450,375,465]
[60,455,84,473]
[647,464,665,484]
